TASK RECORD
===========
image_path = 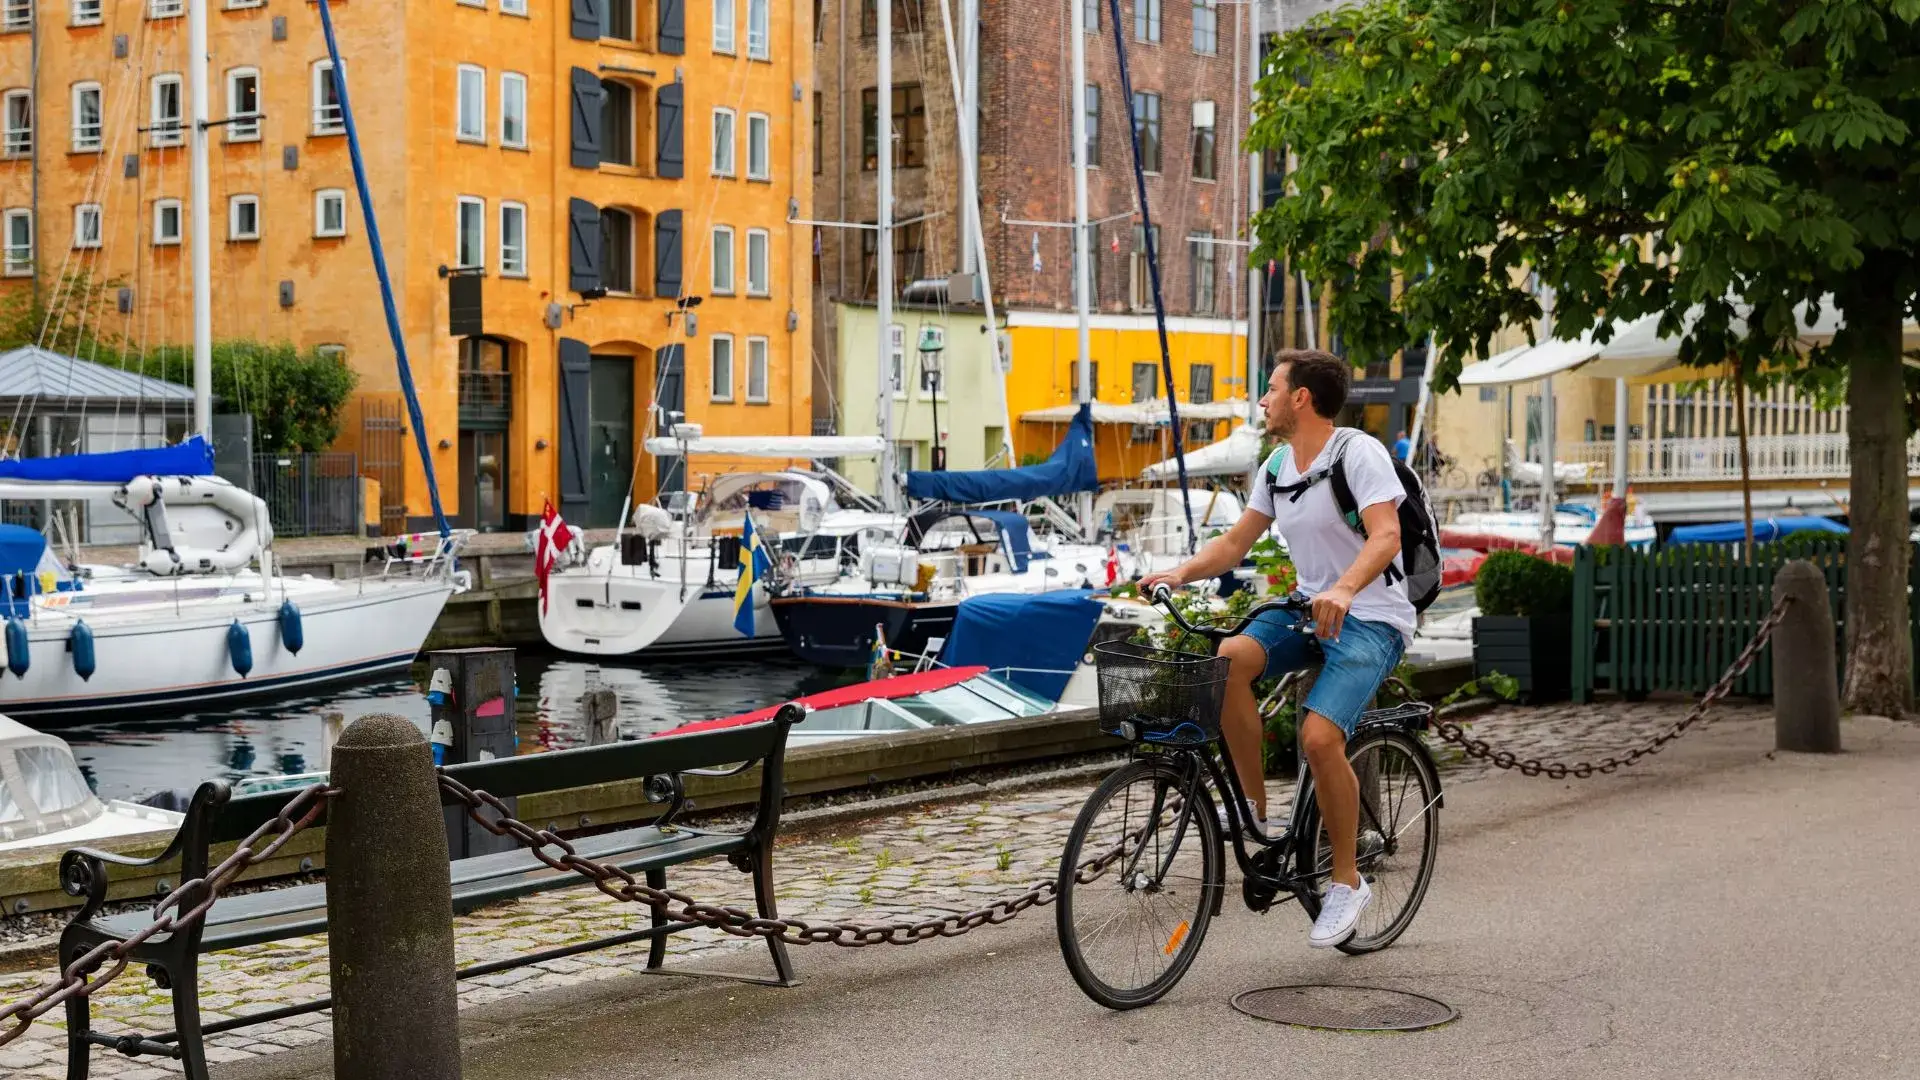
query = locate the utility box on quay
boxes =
[426,647,519,858]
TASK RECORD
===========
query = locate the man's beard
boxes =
[1268,398,1297,439]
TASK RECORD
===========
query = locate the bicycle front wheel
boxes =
[1294,727,1441,954]
[1055,758,1223,1009]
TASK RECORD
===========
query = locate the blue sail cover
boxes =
[905,402,1097,503]
[1668,516,1848,545]
[941,589,1106,701]
[0,435,214,483]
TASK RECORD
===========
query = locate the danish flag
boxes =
[535,499,578,614]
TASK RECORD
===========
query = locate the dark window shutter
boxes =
[655,83,684,179]
[654,210,683,299]
[570,67,605,169]
[570,0,601,40]
[557,338,592,522]
[568,198,602,293]
[653,344,686,493]
[658,0,685,54]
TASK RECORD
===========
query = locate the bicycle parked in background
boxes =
[1054,586,1443,1010]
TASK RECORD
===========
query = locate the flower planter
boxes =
[1471,612,1572,703]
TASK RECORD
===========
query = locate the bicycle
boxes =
[1053,586,1443,1010]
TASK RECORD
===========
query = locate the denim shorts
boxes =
[1238,610,1406,738]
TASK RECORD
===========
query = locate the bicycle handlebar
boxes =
[1148,584,1312,644]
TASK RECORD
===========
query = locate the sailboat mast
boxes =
[189,0,212,437]
[1070,0,1092,537]
[876,0,898,512]
[1244,0,1260,426]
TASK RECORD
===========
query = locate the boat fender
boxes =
[68,620,96,681]
[228,619,254,677]
[4,618,26,677]
[278,600,304,654]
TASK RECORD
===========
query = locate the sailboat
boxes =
[0,0,466,718]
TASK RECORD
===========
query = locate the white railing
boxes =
[1558,434,1920,483]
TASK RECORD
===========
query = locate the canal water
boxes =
[55,654,853,802]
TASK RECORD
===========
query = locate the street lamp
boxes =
[917,325,947,470]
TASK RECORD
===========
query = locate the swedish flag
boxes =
[732,513,773,636]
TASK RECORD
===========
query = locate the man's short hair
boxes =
[1271,349,1350,419]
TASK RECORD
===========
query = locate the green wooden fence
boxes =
[1570,536,1920,703]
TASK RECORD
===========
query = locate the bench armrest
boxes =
[61,781,231,922]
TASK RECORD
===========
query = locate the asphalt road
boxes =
[239,712,1920,1080]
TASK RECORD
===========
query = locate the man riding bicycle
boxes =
[1140,349,1412,950]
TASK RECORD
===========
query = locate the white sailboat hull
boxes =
[1,575,453,717]
[538,564,784,657]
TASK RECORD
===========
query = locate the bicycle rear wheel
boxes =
[1294,726,1440,954]
[1055,758,1222,1009]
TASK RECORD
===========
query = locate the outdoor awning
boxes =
[642,435,886,457]
[1021,398,1251,424]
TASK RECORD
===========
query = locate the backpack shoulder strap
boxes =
[1326,430,1363,532]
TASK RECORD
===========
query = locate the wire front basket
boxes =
[1093,640,1232,746]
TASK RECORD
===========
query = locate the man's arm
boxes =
[1311,501,1401,640]
[1139,509,1274,590]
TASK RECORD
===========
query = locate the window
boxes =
[1132,90,1160,173]
[888,323,906,397]
[456,196,484,269]
[812,92,823,175]
[746,228,769,296]
[500,0,526,13]
[895,219,925,283]
[1188,231,1215,314]
[71,83,101,152]
[1190,363,1214,405]
[600,207,633,292]
[860,84,926,170]
[1190,100,1217,181]
[746,112,770,180]
[746,336,769,402]
[861,0,920,36]
[711,107,735,176]
[228,194,260,241]
[710,224,734,293]
[2,209,29,275]
[1071,360,1099,400]
[499,201,526,276]
[1076,84,1100,167]
[148,75,183,147]
[712,0,734,52]
[501,72,527,148]
[747,0,769,58]
[226,68,261,142]
[457,65,486,143]
[1129,224,1158,310]
[1083,0,1097,31]
[71,0,102,27]
[710,334,734,401]
[148,0,183,14]
[312,61,344,134]
[1134,0,1159,42]
[314,188,347,237]
[1131,362,1159,403]
[1192,0,1216,53]
[72,203,100,249]
[225,0,263,8]
[600,0,634,37]
[457,0,485,7]
[152,199,181,246]
[1075,221,1101,306]
[1,90,28,157]
[601,80,634,166]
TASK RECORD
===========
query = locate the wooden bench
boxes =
[55,707,800,1080]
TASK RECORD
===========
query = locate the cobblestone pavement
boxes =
[0,699,1768,1077]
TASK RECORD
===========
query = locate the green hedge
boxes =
[1474,550,1574,617]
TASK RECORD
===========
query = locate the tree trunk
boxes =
[1841,260,1914,718]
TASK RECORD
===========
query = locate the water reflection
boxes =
[59,654,843,802]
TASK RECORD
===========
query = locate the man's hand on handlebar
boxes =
[1137,571,1185,596]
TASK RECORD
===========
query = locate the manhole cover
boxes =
[1231,984,1458,1032]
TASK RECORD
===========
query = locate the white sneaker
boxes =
[1215,802,1280,839]
[1308,877,1372,948]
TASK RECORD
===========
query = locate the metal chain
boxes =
[0,783,334,1049]
[1432,595,1794,779]
[437,773,1155,948]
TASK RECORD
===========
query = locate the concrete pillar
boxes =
[326,714,462,1080]
[1771,561,1841,753]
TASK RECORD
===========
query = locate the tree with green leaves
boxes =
[1251,0,1920,715]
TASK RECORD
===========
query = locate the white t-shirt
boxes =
[1247,429,1416,644]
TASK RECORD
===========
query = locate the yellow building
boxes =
[0,0,812,532]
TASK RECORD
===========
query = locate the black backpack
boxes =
[1264,430,1444,613]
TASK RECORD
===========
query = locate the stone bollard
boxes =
[1771,560,1841,754]
[326,714,463,1080]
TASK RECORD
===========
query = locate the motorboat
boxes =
[659,664,1056,747]
[0,714,184,860]
[1448,502,1657,549]
[538,468,906,658]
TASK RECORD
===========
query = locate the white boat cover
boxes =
[1020,398,1252,424]
[643,435,886,458]
[1140,423,1266,479]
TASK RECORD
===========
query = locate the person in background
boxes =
[1391,430,1412,463]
